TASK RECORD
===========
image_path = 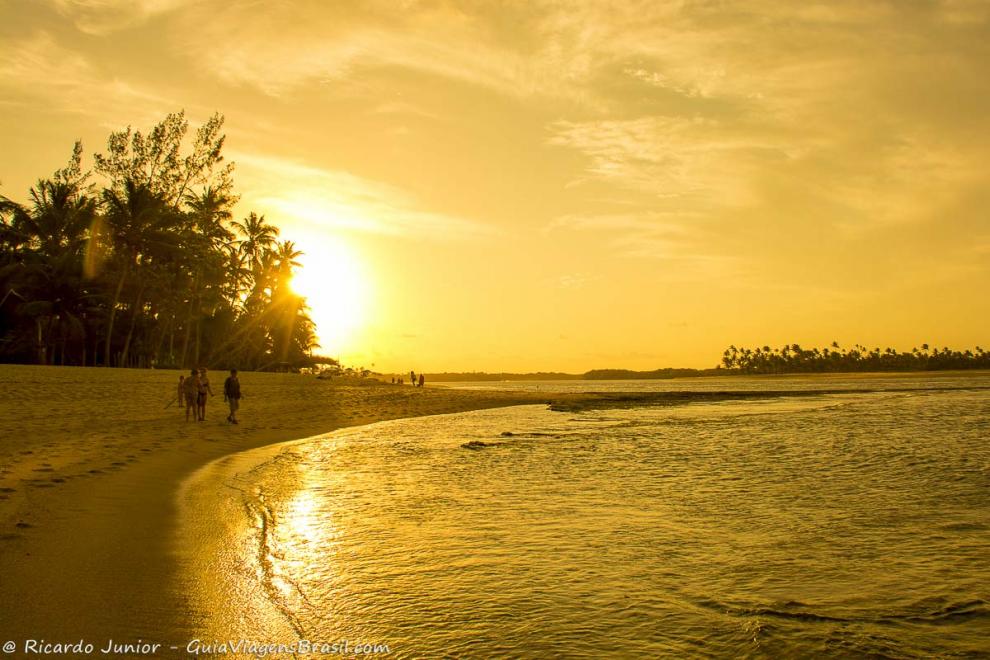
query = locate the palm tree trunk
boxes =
[104,259,131,367]
[180,296,194,368]
[120,282,146,367]
[45,315,57,365]
[194,309,201,366]
[168,313,175,365]
[35,317,46,365]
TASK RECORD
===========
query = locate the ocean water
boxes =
[177,376,990,658]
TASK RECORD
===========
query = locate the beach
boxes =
[2,366,988,656]
[0,365,562,643]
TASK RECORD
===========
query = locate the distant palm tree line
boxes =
[721,342,990,374]
[0,111,321,370]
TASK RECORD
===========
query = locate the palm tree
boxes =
[275,240,302,271]
[232,212,279,276]
[101,180,179,366]
[5,158,98,365]
[185,186,235,245]
[19,180,96,258]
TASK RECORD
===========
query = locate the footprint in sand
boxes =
[15,521,33,529]
[0,533,23,541]
[0,487,15,493]
[111,461,126,466]
[32,467,55,473]
[88,469,104,474]
[50,478,65,483]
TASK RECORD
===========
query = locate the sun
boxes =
[289,238,369,354]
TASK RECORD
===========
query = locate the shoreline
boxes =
[171,406,555,647]
[0,365,566,643]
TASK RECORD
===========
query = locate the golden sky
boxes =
[2,1,989,372]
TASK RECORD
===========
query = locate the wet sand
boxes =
[0,365,563,644]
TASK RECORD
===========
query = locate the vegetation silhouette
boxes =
[719,342,990,374]
[0,111,321,370]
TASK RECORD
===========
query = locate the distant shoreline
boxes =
[427,367,990,382]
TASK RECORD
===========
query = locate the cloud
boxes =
[540,1,989,284]
[548,211,740,281]
[0,31,174,124]
[231,151,494,241]
[548,116,788,207]
[50,0,192,35]
[549,272,599,290]
[165,2,591,100]
[6,1,990,299]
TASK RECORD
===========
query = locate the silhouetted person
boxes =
[410,370,416,386]
[182,369,200,422]
[224,369,242,424]
[197,367,214,421]
[418,373,425,388]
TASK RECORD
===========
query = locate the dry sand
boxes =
[0,365,566,644]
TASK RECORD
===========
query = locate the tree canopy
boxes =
[720,343,990,374]
[0,112,317,370]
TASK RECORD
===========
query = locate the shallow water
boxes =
[179,377,990,657]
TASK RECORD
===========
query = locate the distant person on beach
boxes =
[418,373,425,388]
[410,370,416,386]
[197,367,214,421]
[223,369,242,424]
[182,369,200,422]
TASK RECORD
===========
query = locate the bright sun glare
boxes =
[289,237,368,355]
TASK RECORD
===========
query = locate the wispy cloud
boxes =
[548,211,739,281]
[232,151,494,241]
[0,31,174,124]
[548,117,786,205]
[166,3,589,100]
[50,0,192,35]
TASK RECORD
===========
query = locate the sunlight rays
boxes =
[288,232,370,356]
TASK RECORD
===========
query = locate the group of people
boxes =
[391,371,426,387]
[177,368,242,424]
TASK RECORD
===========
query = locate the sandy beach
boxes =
[3,365,987,656]
[0,365,562,643]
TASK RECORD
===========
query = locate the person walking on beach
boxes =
[182,369,200,422]
[410,370,416,386]
[197,367,214,421]
[418,373,425,388]
[224,369,242,424]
